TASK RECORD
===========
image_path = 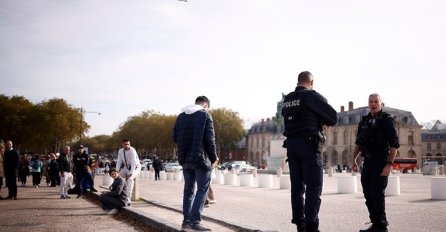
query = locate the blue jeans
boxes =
[286,136,323,228]
[182,168,211,224]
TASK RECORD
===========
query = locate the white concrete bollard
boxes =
[212,171,223,184]
[143,170,149,179]
[166,172,174,180]
[385,175,401,196]
[431,177,446,200]
[280,175,291,189]
[258,174,274,188]
[337,176,357,193]
[224,173,237,186]
[103,173,112,186]
[174,171,183,181]
[240,174,254,187]
[160,171,167,180]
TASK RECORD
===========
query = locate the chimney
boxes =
[341,106,345,112]
[267,118,270,122]
[348,101,354,111]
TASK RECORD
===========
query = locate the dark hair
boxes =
[297,71,313,84]
[195,96,210,107]
[109,168,118,173]
[122,139,130,143]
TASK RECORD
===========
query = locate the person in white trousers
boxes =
[58,146,74,199]
[116,139,141,205]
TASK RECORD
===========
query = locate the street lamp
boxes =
[79,107,101,144]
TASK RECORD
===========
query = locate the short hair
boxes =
[122,139,130,143]
[195,96,210,108]
[109,168,118,174]
[297,71,313,84]
[369,93,381,100]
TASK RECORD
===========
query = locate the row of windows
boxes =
[426,143,442,151]
[330,130,415,146]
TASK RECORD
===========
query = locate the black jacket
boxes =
[173,105,217,170]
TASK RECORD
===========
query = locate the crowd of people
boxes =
[1,73,399,232]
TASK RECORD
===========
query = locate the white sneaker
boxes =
[208,199,216,204]
[105,209,118,215]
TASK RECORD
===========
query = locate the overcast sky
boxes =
[1,0,445,136]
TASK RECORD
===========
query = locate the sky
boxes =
[1,0,445,136]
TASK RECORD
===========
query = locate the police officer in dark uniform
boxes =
[72,145,90,198]
[282,71,337,232]
[352,93,399,232]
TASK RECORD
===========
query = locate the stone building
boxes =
[323,102,423,169]
[421,120,446,165]
[246,118,280,167]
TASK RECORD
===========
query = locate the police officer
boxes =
[352,93,399,232]
[282,71,337,232]
[72,145,90,198]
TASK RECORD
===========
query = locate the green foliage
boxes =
[209,108,245,156]
[0,95,88,153]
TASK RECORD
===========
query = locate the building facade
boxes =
[246,118,279,167]
[323,102,423,169]
[246,97,423,170]
[421,120,446,165]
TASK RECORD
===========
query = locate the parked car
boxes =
[163,162,183,172]
[218,161,256,172]
[141,160,153,171]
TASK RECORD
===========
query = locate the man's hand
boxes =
[381,164,392,176]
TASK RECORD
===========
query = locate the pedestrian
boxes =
[152,156,162,181]
[0,143,4,198]
[58,146,73,199]
[72,145,90,198]
[100,168,128,215]
[281,71,338,232]
[116,139,141,205]
[18,153,30,186]
[30,154,43,188]
[3,140,20,199]
[352,93,399,232]
[205,159,219,207]
[87,153,98,192]
[49,153,60,187]
[173,96,218,232]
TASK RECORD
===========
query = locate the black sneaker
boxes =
[360,224,388,232]
[190,224,211,231]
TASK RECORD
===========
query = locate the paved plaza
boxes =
[117,172,446,232]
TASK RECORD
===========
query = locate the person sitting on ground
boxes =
[100,168,128,215]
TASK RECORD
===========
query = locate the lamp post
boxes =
[79,107,101,144]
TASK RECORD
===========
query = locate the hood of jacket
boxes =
[181,104,204,115]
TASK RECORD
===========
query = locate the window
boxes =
[427,143,431,151]
[437,143,441,151]
[333,131,338,145]
[408,131,414,146]
[343,130,348,145]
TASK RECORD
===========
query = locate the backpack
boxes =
[32,160,40,169]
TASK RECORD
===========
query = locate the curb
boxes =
[91,186,271,232]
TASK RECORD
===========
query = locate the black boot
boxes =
[359,224,388,232]
[297,223,305,232]
[305,224,320,232]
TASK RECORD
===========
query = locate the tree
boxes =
[33,98,88,153]
[209,108,245,157]
[0,95,34,150]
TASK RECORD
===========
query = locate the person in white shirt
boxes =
[116,139,140,205]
